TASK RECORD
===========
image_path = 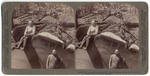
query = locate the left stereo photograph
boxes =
[11,3,75,69]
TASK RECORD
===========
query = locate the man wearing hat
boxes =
[79,20,99,49]
[109,49,123,69]
[15,20,36,49]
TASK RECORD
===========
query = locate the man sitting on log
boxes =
[79,20,99,49]
[15,20,36,49]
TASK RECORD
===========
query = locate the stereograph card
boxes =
[1,2,148,74]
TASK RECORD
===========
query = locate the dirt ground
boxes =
[75,49,94,69]
[11,49,31,69]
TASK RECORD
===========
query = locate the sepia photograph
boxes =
[75,2,139,69]
[11,3,75,69]
[10,2,140,70]
[1,1,148,74]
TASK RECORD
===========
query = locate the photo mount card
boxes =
[2,2,148,74]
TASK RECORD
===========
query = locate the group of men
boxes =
[78,20,124,69]
[12,20,64,69]
[13,19,124,69]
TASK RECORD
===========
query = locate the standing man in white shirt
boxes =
[109,49,124,69]
[46,49,57,69]
[79,20,99,49]
[16,20,36,49]
[46,49,65,69]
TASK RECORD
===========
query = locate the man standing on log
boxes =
[109,49,124,69]
[15,20,36,49]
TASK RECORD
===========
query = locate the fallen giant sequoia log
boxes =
[13,26,41,68]
[76,26,131,69]
[32,32,74,69]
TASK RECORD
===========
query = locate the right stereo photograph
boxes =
[75,2,139,69]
